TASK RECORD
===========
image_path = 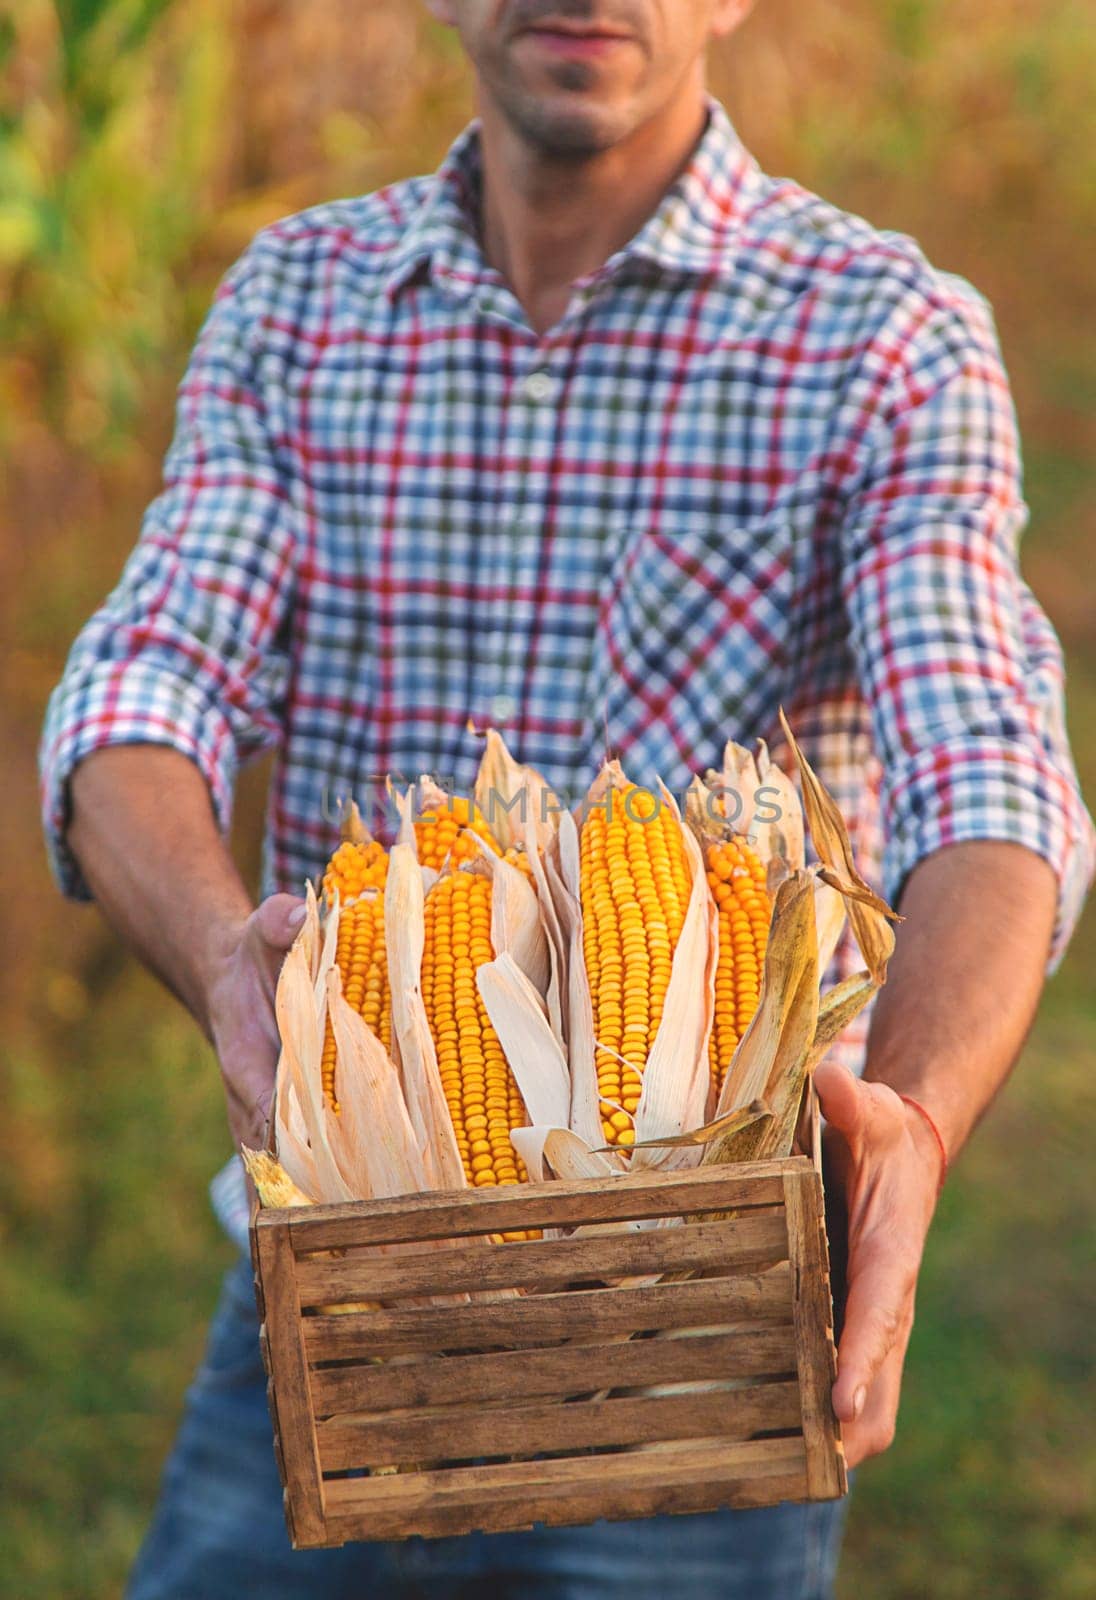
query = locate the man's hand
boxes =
[812,841,1057,1467]
[205,893,306,1151]
[67,747,311,1152]
[815,1059,943,1468]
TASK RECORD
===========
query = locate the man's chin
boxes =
[501,90,639,160]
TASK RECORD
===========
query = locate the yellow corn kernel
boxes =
[421,872,531,1206]
[320,889,390,1112]
[501,844,535,880]
[706,837,770,1094]
[414,795,501,871]
[322,838,388,907]
[579,784,692,1145]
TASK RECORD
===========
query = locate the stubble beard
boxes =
[489,60,633,161]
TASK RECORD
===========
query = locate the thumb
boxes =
[814,1060,866,1143]
[251,892,308,952]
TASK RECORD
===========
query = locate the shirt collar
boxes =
[383,95,760,303]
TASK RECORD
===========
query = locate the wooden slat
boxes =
[317,1379,802,1470]
[287,1164,798,1254]
[304,1263,793,1360]
[783,1168,847,1500]
[309,1325,798,1416]
[316,1436,809,1545]
[253,1213,327,1546]
[296,1213,788,1305]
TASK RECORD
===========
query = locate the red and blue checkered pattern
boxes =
[40,99,1093,1072]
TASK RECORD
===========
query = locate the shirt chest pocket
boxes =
[584,509,802,776]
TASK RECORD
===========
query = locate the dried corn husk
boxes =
[546,809,604,1152]
[473,726,562,855]
[466,845,550,999]
[339,797,371,846]
[628,781,717,1171]
[536,1127,621,1182]
[554,766,717,1167]
[523,804,568,1048]
[384,835,466,1191]
[273,936,354,1202]
[327,966,434,1198]
[476,953,571,1132]
[704,737,804,872]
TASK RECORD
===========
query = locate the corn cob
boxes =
[415,795,500,871]
[579,785,692,1146]
[501,844,535,881]
[322,838,388,905]
[319,839,392,1111]
[421,871,529,1192]
[241,1148,314,1207]
[706,837,770,1094]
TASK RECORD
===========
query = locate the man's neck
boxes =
[477,87,710,336]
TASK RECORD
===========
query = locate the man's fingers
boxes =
[814,1061,865,1142]
[817,1063,908,1155]
[251,892,308,952]
[221,1041,278,1150]
[840,1338,906,1468]
[832,1240,916,1421]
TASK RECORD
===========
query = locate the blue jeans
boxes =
[127,1255,849,1599]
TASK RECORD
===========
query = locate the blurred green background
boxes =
[2,2,1094,1595]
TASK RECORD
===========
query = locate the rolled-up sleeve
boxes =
[841,278,1095,969]
[39,239,297,900]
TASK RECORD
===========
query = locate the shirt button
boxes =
[491,693,517,723]
[519,370,556,403]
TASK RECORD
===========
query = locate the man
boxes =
[40,2,1093,1596]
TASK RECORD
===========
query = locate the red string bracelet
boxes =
[898,1093,949,1193]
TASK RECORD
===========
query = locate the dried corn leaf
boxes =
[714,869,815,1116]
[778,709,898,983]
[682,968,878,1167]
[808,969,879,1069]
[619,1099,771,1153]
[702,867,820,1164]
[750,940,823,1160]
[814,879,847,974]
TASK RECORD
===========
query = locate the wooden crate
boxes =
[251,1151,846,1548]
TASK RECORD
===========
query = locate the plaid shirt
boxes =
[41,98,1094,1080]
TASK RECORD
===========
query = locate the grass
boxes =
[841,975,1096,1599]
[0,978,232,1599]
